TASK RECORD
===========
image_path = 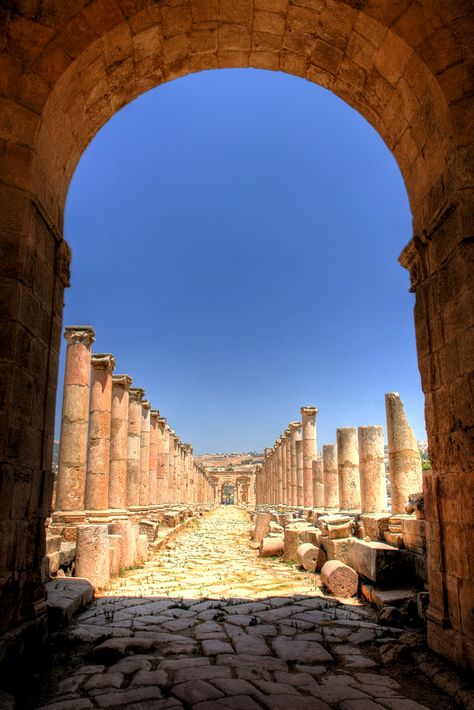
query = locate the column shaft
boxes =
[301,407,318,507]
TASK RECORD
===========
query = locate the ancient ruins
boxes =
[0,1,473,706]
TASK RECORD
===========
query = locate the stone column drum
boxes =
[337,427,361,511]
[139,399,151,508]
[149,410,159,507]
[295,438,303,506]
[301,407,318,508]
[323,444,339,509]
[385,392,423,514]
[358,425,388,513]
[289,422,301,506]
[109,374,132,512]
[85,353,116,513]
[126,387,144,509]
[75,524,110,590]
[56,326,95,519]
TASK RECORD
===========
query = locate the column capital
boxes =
[112,373,132,388]
[300,406,318,417]
[289,421,301,432]
[64,325,95,346]
[183,443,193,453]
[91,353,116,371]
[150,409,160,420]
[129,387,145,402]
[141,399,151,411]
[157,416,167,427]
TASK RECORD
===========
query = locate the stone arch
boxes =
[0,1,472,669]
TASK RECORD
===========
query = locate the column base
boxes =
[85,509,115,524]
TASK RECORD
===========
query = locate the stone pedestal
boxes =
[55,326,95,518]
[109,374,132,512]
[75,524,110,590]
[85,354,115,514]
[358,425,388,514]
[336,427,360,511]
[127,388,144,510]
[385,392,423,514]
[323,444,338,509]
[301,407,317,508]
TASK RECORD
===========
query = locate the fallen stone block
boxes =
[46,534,62,555]
[347,538,401,585]
[321,560,358,597]
[371,588,417,609]
[296,543,327,572]
[59,541,76,568]
[259,537,284,557]
[283,526,310,562]
[306,527,323,547]
[360,513,391,542]
[327,521,354,539]
[47,551,60,575]
[253,512,272,542]
[139,519,160,542]
[320,536,351,564]
[400,517,426,553]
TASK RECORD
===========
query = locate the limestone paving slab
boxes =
[33,507,441,710]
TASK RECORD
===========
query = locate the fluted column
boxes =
[126,387,144,510]
[358,425,388,513]
[56,326,95,520]
[301,406,318,508]
[337,427,361,511]
[149,410,159,507]
[385,392,423,514]
[85,353,116,514]
[289,421,302,506]
[323,444,339,509]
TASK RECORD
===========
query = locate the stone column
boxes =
[109,374,132,512]
[289,422,302,506]
[149,410,159,508]
[126,387,144,510]
[358,425,388,513]
[385,392,423,514]
[85,354,115,515]
[301,407,318,508]
[280,433,288,505]
[312,459,324,508]
[168,430,176,503]
[264,448,272,504]
[55,326,95,520]
[284,428,291,505]
[336,427,361,511]
[323,444,339,509]
[295,438,303,506]
[276,438,284,505]
[139,399,151,508]
[156,418,169,503]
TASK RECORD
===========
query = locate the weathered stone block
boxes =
[360,513,391,541]
[347,538,401,585]
[320,536,351,564]
[401,517,426,553]
[46,577,94,628]
[58,541,76,568]
[46,534,61,554]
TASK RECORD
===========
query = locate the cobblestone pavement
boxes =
[34,507,448,710]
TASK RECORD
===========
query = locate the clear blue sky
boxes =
[59,68,425,454]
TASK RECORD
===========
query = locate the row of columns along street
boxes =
[51,325,215,591]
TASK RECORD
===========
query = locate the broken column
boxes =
[358,426,388,513]
[323,444,339,509]
[336,427,361,511]
[126,387,144,511]
[321,559,358,597]
[85,353,116,516]
[301,406,318,508]
[385,392,423,514]
[109,374,132,512]
[55,326,95,522]
[75,524,110,590]
[289,422,302,506]
[312,459,325,508]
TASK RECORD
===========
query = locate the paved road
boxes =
[34,506,443,709]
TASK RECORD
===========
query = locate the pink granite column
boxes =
[336,427,361,511]
[126,387,144,510]
[301,406,318,508]
[289,422,302,506]
[149,410,159,508]
[109,374,132,512]
[139,399,151,508]
[85,354,115,515]
[323,444,339,509]
[358,425,388,513]
[56,326,95,521]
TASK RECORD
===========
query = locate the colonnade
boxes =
[256,395,422,516]
[52,325,214,588]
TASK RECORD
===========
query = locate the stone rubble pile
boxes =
[252,397,427,623]
[46,325,216,592]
